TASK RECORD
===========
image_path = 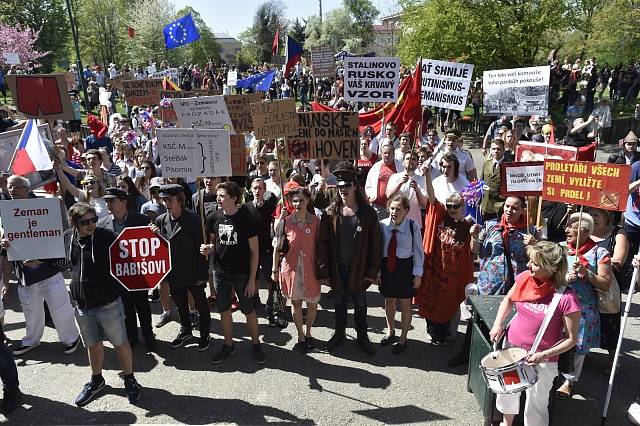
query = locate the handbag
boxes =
[597,274,621,314]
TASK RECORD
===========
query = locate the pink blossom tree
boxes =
[0,23,49,67]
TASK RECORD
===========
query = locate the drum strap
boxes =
[528,286,566,355]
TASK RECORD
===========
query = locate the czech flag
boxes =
[11,119,53,176]
[283,35,303,77]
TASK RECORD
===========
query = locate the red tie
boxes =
[387,229,398,272]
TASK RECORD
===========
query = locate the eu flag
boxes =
[235,69,276,92]
[163,14,200,49]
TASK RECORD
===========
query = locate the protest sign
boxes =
[0,198,64,261]
[250,99,298,139]
[224,93,263,133]
[107,72,134,90]
[499,162,544,197]
[227,71,238,86]
[158,89,223,123]
[420,59,474,111]
[157,128,232,178]
[311,46,335,79]
[151,68,179,82]
[172,96,235,132]
[122,79,163,106]
[343,57,400,103]
[5,74,74,121]
[483,66,550,116]
[147,65,157,75]
[542,160,631,211]
[2,52,20,65]
[230,134,247,176]
[287,112,359,160]
[515,141,578,162]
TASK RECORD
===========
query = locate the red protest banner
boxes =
[230,134,247,176]
[542,160,631,211]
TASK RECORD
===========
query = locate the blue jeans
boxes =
[0,340,18,391]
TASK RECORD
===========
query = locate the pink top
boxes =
[279,213,321,300]
[507,288,581,361]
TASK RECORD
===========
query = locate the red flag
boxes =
[272,28,279,56]
[127,26,135,38]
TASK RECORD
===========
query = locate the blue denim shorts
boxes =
[75,298,128,348]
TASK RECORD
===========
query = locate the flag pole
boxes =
[7,120,31,173]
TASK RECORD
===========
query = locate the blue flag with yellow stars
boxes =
[163,14,200,49]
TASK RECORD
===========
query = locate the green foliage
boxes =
[122,0,176,67]
[174,7,221,65]
[584,0,640,65]
[251,0,287,63]
[0,0,70,72]
[343,0,379,50]
[289,18,306,48]
[73,0,127,66]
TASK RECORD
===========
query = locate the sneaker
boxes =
[154,312,172,328]
[12,343,40,356]
[393,341,407,354]
[252,343,266,364]
[305,336,316,352]
[198,335,210,352]
[189,311,199,327]
[124,376,141,404]
[210,344,235,364]
[170,331,193,348]
[1,389,22,414]
[326,332,346,352]
[629,402,640,425]
[64,337,81,355]
[293,341,307,354]
[75,377,105,407]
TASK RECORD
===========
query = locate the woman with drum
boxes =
[489,241,581,425]
[556,212,613,399]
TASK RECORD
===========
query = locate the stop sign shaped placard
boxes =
[109,226,171,291]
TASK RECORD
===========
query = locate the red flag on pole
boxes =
[272,28,279,55]
[127,26,135,38]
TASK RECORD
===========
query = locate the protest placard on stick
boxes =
[250,99,298,139]
[287,112,359,160]
[343,57,400,103]
[5,74,74,120]
[542,160,631,211]
[227,71,238,86]
[311,46,335,79]
[421,59,474,111]
[499,161,544,197]
[157,128,231,178]
[108,72,134,90]
[224,93,264,133]
[122,79,163,106]
[0,198,65,261]
[483,66,550,116]
[172,96,235,132]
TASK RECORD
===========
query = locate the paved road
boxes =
[1,139,638,425]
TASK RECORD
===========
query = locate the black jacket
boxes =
[97,212,150,233]
[69,227,122,310]
[155,210,208,286]
[608,151,640,166]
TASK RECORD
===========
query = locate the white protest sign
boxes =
[147,65,157,75]
[504,164,544,194]
[421,59,474,111]
[227,71,238,86]
[483,66,550,116]
[0,198,65,261]
[172,96,235,133]
[343,56,400,103]
[157,128,231,178]
[3,52,20,65]
[151,68,179,82]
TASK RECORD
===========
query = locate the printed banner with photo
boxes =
[421,59,474,111]
[515,141,578,162]
[483,66,550,116]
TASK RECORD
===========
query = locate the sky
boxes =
[172,0,398,38]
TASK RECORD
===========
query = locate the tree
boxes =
[289,18,306,48]
[73,0,127,67]
[304,8,356,53]
[251,0,287,63]
[123,0,176,67]
[343,0,378,50]
[174,7,221,66]
[0,0,69,72]
[0,23,49,67]
[586,0,640,65]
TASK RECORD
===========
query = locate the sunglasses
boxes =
[337,183,353,189]
[140,167,150,170]
[446,203,461,210]
[77,216,99,226]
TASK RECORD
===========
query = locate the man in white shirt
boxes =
[365,144,404,219]
[265,160,282,199]
[432,129,477,181]
[394,133,412,162]
[386,151,427,228]
[370,122,399,156]
[108,63,118,79]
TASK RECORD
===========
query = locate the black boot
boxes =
[326,330,346,352]
[356,332,375,356]
[2,388,23,414]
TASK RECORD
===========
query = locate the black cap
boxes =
[103,187,128,199]
[333,161,359,185]
[158,184,183,198]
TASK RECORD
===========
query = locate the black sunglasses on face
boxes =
[77,216,99,226]
[446,203,461,210]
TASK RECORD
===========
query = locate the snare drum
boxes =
[480,347,538,394]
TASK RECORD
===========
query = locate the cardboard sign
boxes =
[2,52,20,65]
[157,128,232,178]
[0,198,65,261]
[158,89,223,123]
[224,93,263,133]
[227,71,238,86]
[151,68,178,82]
[542,160,631,211]
[230,134,247,176]
[516,141,578,162]
[499,161,544,196]
[311,46,335,78]
[107,71,134,90]
[172,96,235,132]
[5,74,74,120]
[122,79,163,106]
[250,99,298,139]
[343,57,400,103]
[421,59,474,111]
[483,66,550,116]
[287,112,359,160]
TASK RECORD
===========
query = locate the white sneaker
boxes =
[629,402,640,425]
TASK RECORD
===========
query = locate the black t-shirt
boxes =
[206,205,257,274]
[243,193,278,252]
[192,189,218,218]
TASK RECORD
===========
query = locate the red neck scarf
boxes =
[499,211,528,239]
[567,238,597,267]
[511,271,556,302]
